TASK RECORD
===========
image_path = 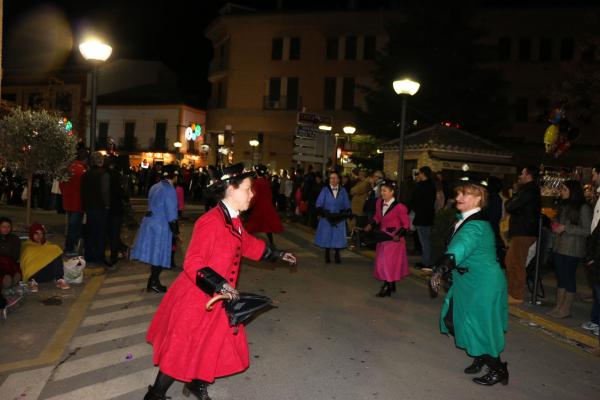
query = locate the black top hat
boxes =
[162,164,178,179]
[209,163,255,188]
[254,164,269,177]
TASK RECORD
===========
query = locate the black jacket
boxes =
[81,166,110,211]
[409,179,437,226]
[107,168,127,217]
[585,223,600,285]
[505,181,541,237]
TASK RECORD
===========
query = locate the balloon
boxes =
[548,107,564,124]
[544,124,559,153]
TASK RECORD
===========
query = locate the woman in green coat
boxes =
[430,182,509,386]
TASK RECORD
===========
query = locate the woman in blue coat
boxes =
[314,171,351,264]
[132,165,179,293]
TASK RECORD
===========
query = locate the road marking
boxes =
[50,343,153,381]
[81,305,156,327]
[44,367,158,400]
[0,366,53,400]
[97,283,143,296]
[70,322,149,349]
[104,273,148,284]
[90,294,145,310]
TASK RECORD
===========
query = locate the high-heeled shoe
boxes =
[183,380,211,400]
[376,282,392,297]
[472,363,509,386]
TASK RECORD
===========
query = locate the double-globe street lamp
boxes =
[392,78,420,186]
[249,139,260,164]
[79,38,112,152]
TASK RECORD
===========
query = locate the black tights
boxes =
[267,233,274,246]
[150,370,210,396]
[475,354,503,370]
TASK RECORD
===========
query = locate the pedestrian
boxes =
[105,157,128,268]
[547,180,591,318]
[175,172,185,218]
[581,164,600,337]
[307,173,325,228]
[430,181,509,386]
[0,217,22,292]
[314,170,351,264]
[409,166,437,269]
[143,163,297,400]
[363,180,410,297]
[131,165,179,293]
[81,152,110,268]
[245,164,284,245]
[349,170,371,232]
[60,149,87,256]
[504,166,541,304]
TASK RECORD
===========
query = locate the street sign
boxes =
[297,112,332,127]
[295,125,320,139]
[294,138,317,148]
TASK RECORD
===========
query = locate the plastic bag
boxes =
[63,256,86,284]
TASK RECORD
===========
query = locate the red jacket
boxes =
[146,202,266,382]
[59,160,86,212]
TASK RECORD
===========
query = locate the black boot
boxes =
[267,233,274,246]
[144,386,171,400]
[334,249,341,264]
[325,249,331,264]
[473,362,509,386]
[376,282,392,297]
[390,282,396,293]
[183,379,211,400]
[147,266,167,293]
[464,357,485,374]
[145,371,175,399]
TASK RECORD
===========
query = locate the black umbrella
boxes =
[206,292,274,327]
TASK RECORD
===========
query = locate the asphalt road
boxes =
[0,210,598,400]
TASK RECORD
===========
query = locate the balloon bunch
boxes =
[543,107,580,158]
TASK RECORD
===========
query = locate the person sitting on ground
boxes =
[20,222,69,291]
[0,217,22,293]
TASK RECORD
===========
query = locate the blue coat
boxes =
[314,186,350,249]
[131,180,178,268]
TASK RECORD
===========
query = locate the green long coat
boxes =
[440,217,508,357]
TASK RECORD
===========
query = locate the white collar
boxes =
[331,186,339,190]
[461,207,481,220]
[384,198,395,206]
[222,200,240,218]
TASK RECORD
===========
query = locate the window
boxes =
[363,36,376,60]
[498,37,511,61]
[124,121,136,150]
[342,78,355,110]
[269,78,281,101]
[539,37,552,61]
[518,37,532,61]
[560,37,574,61]
[515,97,528,122]
[290,37,301,60]
[345,36,357,60]
[326,37,339,60]
[272,37,283,60]
[324,78,336,110]
[98,122,109,149]
[287,78,299,110]
[154,122,167,150]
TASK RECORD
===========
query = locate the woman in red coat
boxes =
[244,164,283,245]
[144,163,297,400]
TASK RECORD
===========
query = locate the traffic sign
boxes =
[294,138,317,148]
[297,112,332,127]
[296,125,321,139]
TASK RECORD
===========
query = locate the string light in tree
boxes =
[59,117,74,135]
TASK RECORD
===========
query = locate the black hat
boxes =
[254,164,269,177]
[209,163,255,188]
[162,164,178,179]
[380,179,398,189]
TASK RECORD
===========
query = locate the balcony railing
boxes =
[262,96,302,111]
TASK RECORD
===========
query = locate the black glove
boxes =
[168,220,179,236]
[196,267,227,296]
[261,245,297,266]
[429,254,457,295]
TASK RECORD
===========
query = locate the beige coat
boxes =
[350,179,371,216]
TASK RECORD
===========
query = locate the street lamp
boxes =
[79,38,112,152]
[392,78,420,186]
[249,139,259,164]
[342,125,356,135]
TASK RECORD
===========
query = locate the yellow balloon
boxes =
[544,124,558,152]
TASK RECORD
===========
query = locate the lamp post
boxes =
[392,78,420,186]
[249,139,259,164]
[79,38,112,152]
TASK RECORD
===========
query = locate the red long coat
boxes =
[373,199,410,282]
[146,202,266,383]
[245,177,283,234]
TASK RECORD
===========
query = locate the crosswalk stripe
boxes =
[81,305,156,327]
[70,322,149,349]
[104,273,148,284]
[44,367,158,400]
[50,343,153,381]
[0,366,53,400]
[90,294,145,310]
[97,283,143,296]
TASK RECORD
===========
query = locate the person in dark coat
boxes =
[105,157,128,267]
[409,166,437,268]
[144,163,297,400]
[504,166,541,304]
[245,165,283,245]
[81,152,110,267]
[0,217,21,291]
[59,149,87,256]
[484,176,506,265]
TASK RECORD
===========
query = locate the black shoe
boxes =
[147,278,167,293]
[464,357,485,374]
[390,282,396,292]
[325,250,331,264]
[376,282,392,297]
[144,385,170,400]
[473,363,509,386]
[183,381,211,400]
[334,251,341,264]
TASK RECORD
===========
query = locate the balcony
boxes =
[262,96,302,111]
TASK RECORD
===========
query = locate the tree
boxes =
[357,2,509,140]
[0,107,78,224]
